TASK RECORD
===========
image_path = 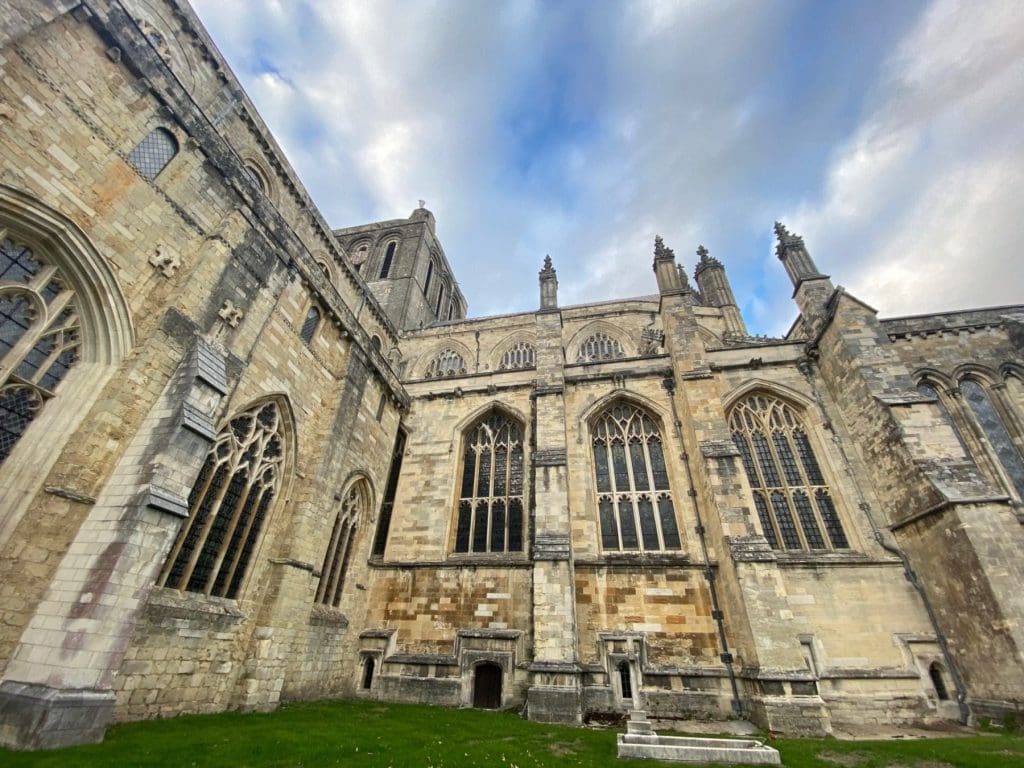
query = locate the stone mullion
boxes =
[172,458,238,589]
[157,453,223,586]
[315,513,344,604]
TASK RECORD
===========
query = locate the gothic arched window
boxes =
[499,341,535,371]
[454,410,525,554]
[577,333,625,363]
[379,241,396,279]
[425,349,466,378]
[158,401,286,598]
[591,402,681,552]
[424,258,436,297]
[127,127,178,180]
[729,394,848,551]
[435,282,447,317]
[0,236,80,463]
[316,480,365,608]
[300,305,321,345]
[959,378,1024,498]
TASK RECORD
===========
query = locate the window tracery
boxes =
[499,341,535,371]
[0,237,80,463]
[577,332,625,363]
[127,127,178,180]
[591,402,681,552]
[316,481,364,608]
[424,349,466,378]
[959,378,1024,498]
[158,402,286,599]
[454,410,525,554]
[729,394,848,551]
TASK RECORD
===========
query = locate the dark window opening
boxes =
[363,658,375,690]
[619,662,632,700]
[929,662,949,701]
[372,430,407,556]
[473,663,502,709]
[379,242,396,279]
[300,306,321,345]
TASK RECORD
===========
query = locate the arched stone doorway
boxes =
[473,662,502,709]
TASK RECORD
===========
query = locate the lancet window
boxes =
[499,341,535,370]
[591,402,681,552]
[127,127,178,180]
[300,305,321,345]
[959,378,1024,498]
[577,332,625,363]
[379,241,396,279]
[316,480,365,608]
[424,349,466,378]
[158,402,286,599]
[0,236,80,464]
[454,410,525,554]
[729,394,848,551]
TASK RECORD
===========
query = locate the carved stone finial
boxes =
[541,254,554,273]
[774,221,805,258]
[773,221,788,239]
[418,199,426,209]
[654,235,675,261]
[696,244,709,260]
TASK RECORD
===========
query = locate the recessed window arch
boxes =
[435,281,447,317]
[453,409,526,554]
[591,400,681,552]
[158,400,287,599]
[729,393,848,551]
[300,305,322,345]
[127,127,178,180]
[424,348,466,378]
[499,341,535,371]
[316,479,367,608]
[0,236,81,463]
[424,256,436,297]
[958,377,1024,498]
[350,240,370,274]
[577,332,625,363]
[243,163,266,194]
[379,240,397,279]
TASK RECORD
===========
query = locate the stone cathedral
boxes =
[1,0,1023,752]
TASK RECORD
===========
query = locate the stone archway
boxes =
[473,662,502,709]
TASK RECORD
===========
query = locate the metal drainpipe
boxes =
[798,357,970,725]
[663,376,744,717]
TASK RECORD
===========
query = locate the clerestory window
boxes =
[577,333,625,363]
[453,410,525,554]
[316,480,365,608]
[499,341,535,371]
[729,394,848,551]
[158,401,286,599]
[424,349,466,378]
[127,127,178,180]
[0,237,80,464]
[591,402,681,552]
[959,378,1024,499]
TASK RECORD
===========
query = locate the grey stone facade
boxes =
[0,0,1022,751]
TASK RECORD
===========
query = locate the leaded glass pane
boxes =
[594,444,611,492]
[793,430,824,485]
[961,380,1024,498]
[493,446,507,496]
[771,491,801,549]
[500,342,535,370]
[648,439,669,490]
[127,127,178,180]
[773,432,801,485]
[618,496,639,549]
[599,497,618,548]
[461,448,476,497]
[490,500,506,552]
[657,496,681,549]
[734,436,759,487]
[793,491,825,549]
[753,493,779,549]
[752,433,780,487]
[816,490,848,549]
[0,384,42,463]
[455,500,472,552]
[0,238,42,282]
[472,501,488,552]
[638,496,658,549]
[300,306,320,344]
[576,333,625,362]
[611,443,629,492]
[508,499,523,552]
[630,441,650,491]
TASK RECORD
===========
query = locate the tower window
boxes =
[435,283,447,317]
[454,410,525,554]
[591,402,681,552]
[379,242,396,279]
[316,481,365,608]
[158,402,286,599]
[577,333,625,363]
[424,258,435,296]
[729,394,848,551]
[127,127,178,180]
[0,237,80,464]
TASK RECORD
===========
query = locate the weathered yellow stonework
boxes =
[0,0,1023,751]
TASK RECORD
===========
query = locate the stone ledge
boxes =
[0,680,115,750]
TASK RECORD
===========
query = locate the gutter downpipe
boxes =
[663,375,744,717]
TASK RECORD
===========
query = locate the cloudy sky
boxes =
[192,0,1023,335]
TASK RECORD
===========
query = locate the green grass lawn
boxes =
[3,698,1024,767]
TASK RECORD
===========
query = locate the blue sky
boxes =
[192,0,1024,335]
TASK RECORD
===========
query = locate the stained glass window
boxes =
[591,402,681,552]
[453,410,525,554]
[158,402,285,599]
[577,333,625,363]
[316,481,365,607]
[729,394,849,551]
[0,237,80,464]
[960,379,1024,498]
[425,349,466,378]
[499,341,535,370]
[127,127,178,180]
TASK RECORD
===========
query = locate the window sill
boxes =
[143,586,245,624]
[310,604,349,628]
